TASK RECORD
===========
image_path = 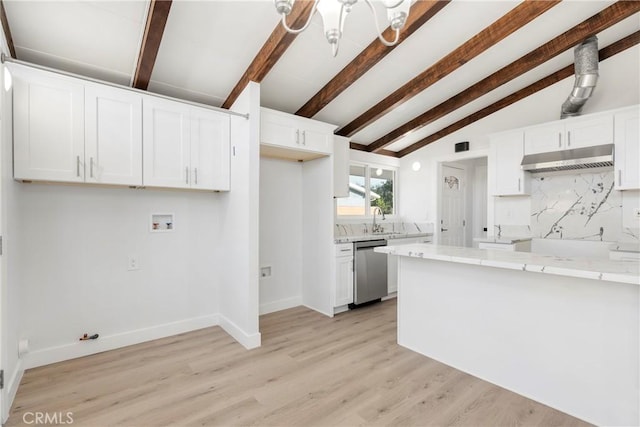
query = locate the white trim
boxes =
[2,359,23,424]
[218,314,261,350]
[259,296,302,315]
[23,314,220,369]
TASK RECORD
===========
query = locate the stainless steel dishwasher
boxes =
[352,239,388,307]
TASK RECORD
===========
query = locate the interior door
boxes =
[440,165,466,247]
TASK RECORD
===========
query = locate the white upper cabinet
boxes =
[190,105,230,191]
[614,106,640,190]
[261,107,336,157]
[524,114,613,155]
[85,82,142,186]
[143,96,230,191]
[333,135,349,198]
[13,66,85,182]
[489,130,529,196]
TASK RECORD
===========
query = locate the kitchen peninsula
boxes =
[376,243,639,427]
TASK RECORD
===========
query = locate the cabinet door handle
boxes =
[296,129,300,145]
[441,228,448,232]
[518,178,521,192]
[558,132,562,148]
[618,169,622,186]
[302,130,306,145]
[185,166,189,184]
[194,167,198,185]
[567,131,571,147]
[76,155,80,177]
[89,157,94,178]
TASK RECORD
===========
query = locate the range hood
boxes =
[521,144,614,173]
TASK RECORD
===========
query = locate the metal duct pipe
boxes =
[560,36,599,119]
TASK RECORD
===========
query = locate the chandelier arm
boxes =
[363,0,402,47]
[280,0,320,34]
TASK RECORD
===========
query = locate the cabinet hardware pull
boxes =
[90,157,94,178]
[518,178,521,192]
[441,228,448,232]
[567,131,571,147]
[618,169,622,186]
[185,167,189,184]
[302,130,306,145]
[558,133,561,148]
[296,129,300,145]
[194,168,198,185]
[76,155,80,177]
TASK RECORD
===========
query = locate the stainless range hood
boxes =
[521,144,614,173]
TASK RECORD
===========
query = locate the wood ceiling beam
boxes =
[132,0,173,90]
[295,0,450,119]
[393,30,640,158]
[367,1,640,153]
[222,1,315,110]
[0,0,16,58]
[337,0,561,138]
[349,141,399,158]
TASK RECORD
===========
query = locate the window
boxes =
[336,164,395,216]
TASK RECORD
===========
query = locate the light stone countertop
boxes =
[375,243,640,286]
[334,232,432,244]
[473,236,532,244]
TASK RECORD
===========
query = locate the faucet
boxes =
[372,206,385,233]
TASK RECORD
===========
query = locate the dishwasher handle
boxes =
[354,239,387,249]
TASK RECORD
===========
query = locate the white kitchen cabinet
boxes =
[13,65,85,182]
[333,135,349,198]
[489,130,530,196]
[261,107,336,157]
[143,97,230,191]
[524,114,613,155]
[387,236,432,294]
[613,106,640,190]
[84,82,142,186]
[334,243,354,309]
[190,105,230,191]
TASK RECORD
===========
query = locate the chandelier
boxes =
[274,0,412,56]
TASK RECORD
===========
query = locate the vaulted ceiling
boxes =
[2,0,639,157]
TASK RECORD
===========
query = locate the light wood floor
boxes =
[8,299,590,426]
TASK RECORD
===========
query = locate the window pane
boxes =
[336,165,366,216]
[370,168,394,215]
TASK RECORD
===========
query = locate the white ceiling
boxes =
[3,0,639,155]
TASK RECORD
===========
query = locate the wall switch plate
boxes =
[127,256,139,271]
[260,266,271,278]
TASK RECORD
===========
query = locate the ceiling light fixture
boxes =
[274,0,411,57]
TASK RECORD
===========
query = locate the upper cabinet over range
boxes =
[9,63,231,191]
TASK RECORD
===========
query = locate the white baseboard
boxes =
[218,314,261,350]
[23,314,220,369]
[2,359,24,423]
[259,296,302,315]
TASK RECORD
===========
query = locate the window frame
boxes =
[336,161,398,219]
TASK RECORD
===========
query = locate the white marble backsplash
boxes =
[335,221,433,238]
[529,171,633,242]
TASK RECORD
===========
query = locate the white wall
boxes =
[259,157,303,314]
[15,185,221,368]
[216,82,261,348]
[399,46,640,235]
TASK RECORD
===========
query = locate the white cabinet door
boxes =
[524,122,564,155]
[85,83,142,186]
[490,130,529,196]
[190,106,230,191]
[13,66,85,182]
[301,128,332,154]
[524,115,613,155]
[614,106,640,190]
[143,97,191,188]
[565,115,613,149]
[333,135,349,198]
[335,255,354,307]
[261,107,335,156]
[261,115,299,150]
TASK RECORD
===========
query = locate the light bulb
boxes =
[412,161,421,172]
[375,168,383,176]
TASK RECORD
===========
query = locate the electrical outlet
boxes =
[127,256,139,271]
